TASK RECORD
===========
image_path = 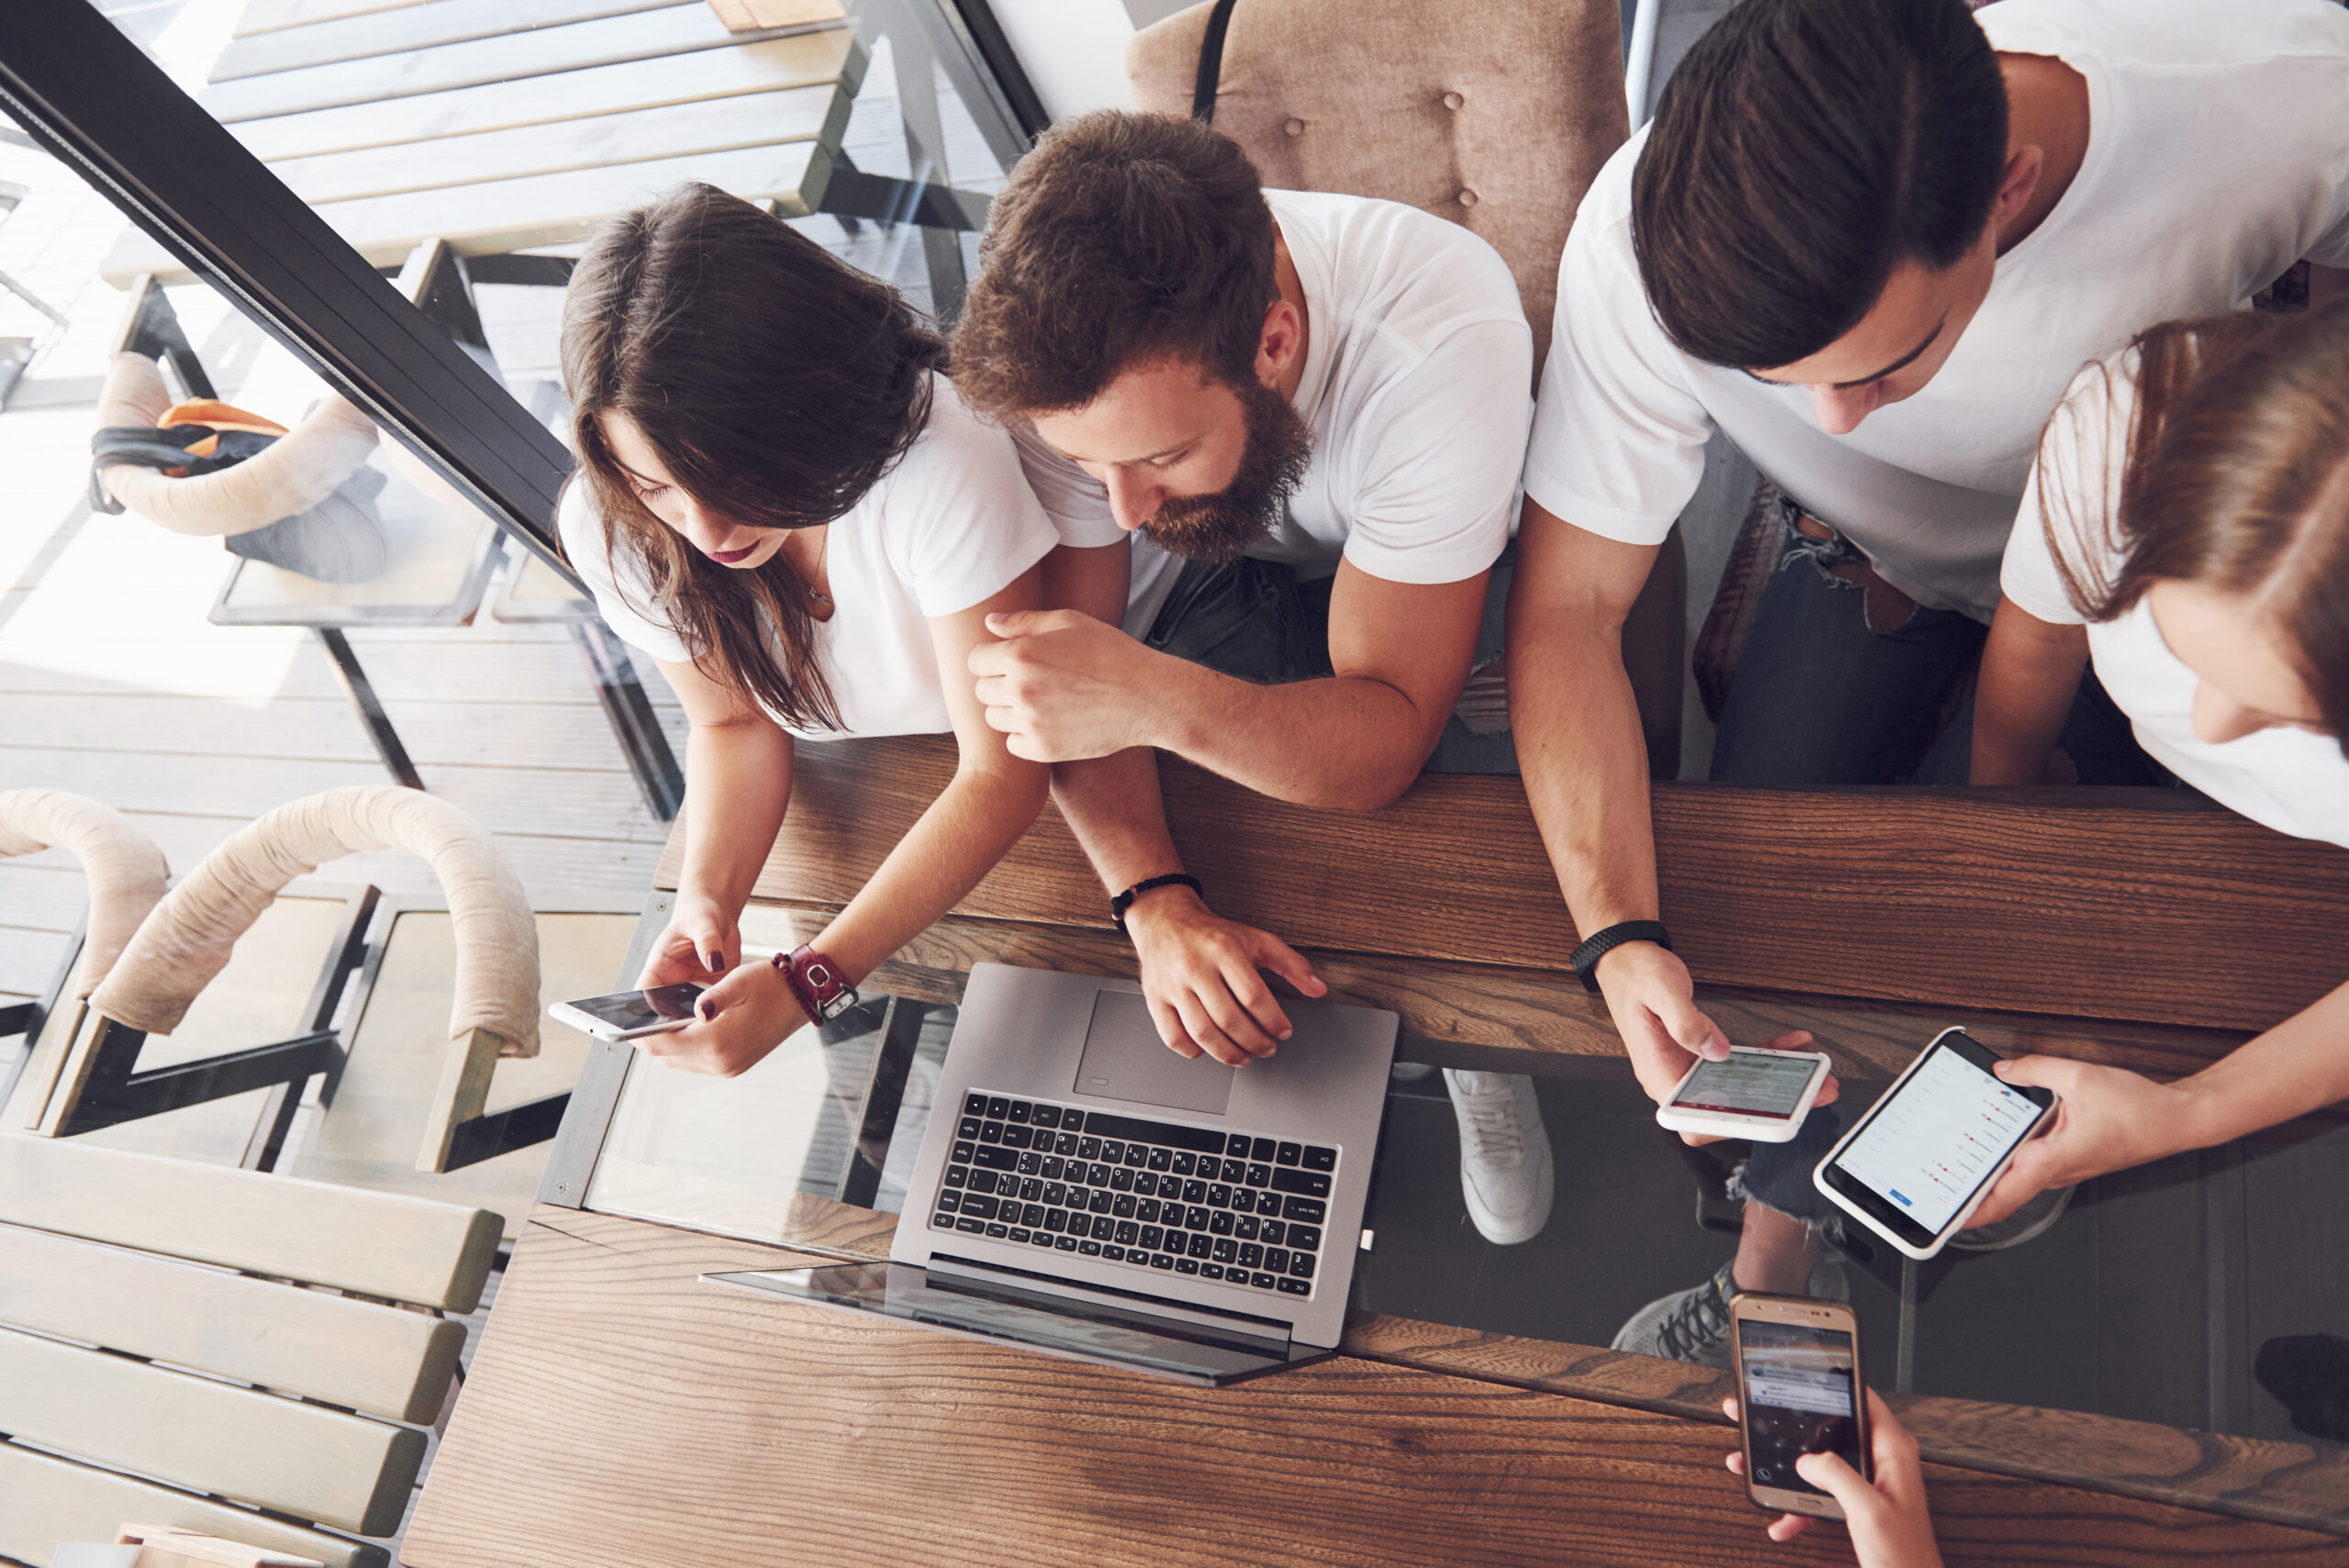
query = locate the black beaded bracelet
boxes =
[1111,873,1203,934]
[1570,920,1673,994]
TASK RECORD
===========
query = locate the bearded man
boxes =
[953,112,1553,1247]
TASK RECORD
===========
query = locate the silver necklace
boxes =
[799,529,831,607]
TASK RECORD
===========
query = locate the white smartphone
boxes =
[1812,1026,2058,1261]
[547,984,706,1041]
[1653,1045,1833,1142]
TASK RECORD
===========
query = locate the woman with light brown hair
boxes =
[1966,295,2349,1219]
[558,183,1056,1074]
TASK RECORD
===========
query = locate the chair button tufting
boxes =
[1457,188,1479,208]
[1442,91,1464,111]
[1283,117,1305,136]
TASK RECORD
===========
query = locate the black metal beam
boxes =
[940,0,1052,145]
[463,253,576,288]
[836,996,928,1209]
[819,161,993,232]
[69,1030,344,1134]
[444,1091,573,1172]
[0,1,579,579]
[317,628,426,791]
[572,622,684,821]
[0,1002,32,1039]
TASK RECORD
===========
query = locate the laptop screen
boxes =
[705,1262,1329,1386]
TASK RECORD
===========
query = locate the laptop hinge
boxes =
[926,1252,1296,1345]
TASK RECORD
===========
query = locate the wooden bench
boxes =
[101,1,868,284]
[0,1135,500,1568]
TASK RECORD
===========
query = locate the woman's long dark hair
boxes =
[2043,295,2349,755]
[560,183,948,729]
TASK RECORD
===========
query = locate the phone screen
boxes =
[1828,1037,2045,1240]
[1739,1318,1863,1498]
[562,984,704,1033]
[1670,1051,1817,1120]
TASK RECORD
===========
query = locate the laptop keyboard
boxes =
[930,1091,1339,1299]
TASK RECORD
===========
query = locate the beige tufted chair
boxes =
[1127,0,1627,383]
[1128,0,1688,775]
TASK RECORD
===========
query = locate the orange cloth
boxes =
[159,398,288,462]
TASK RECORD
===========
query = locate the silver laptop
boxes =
[706,962,1397,1385]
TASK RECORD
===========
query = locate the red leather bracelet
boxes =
[772,943,858,1022]
[770,947,822,1021]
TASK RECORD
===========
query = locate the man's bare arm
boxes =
[1039,542,1328,1064]
[980,562,1486,812]
[1508,499,1757,1111]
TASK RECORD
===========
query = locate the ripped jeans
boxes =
[1733,1102,1844,1225]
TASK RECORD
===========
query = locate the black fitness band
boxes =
[1570,920,1674,994]
[1112,873,1204,934]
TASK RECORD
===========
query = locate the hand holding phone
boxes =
[635,893,741,989]
[1655,1045,1833,1142]
[1814,1028,2058,1261]
[1731,1292,1869,1522]
[547,984,706,1041]
[1722,1387,1945,1568]
[1962,1053,2182,1230]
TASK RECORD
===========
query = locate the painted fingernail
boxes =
[707,951,727,973]
[696,997,717,1022]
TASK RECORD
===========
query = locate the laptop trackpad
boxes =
[1073,990,1235,1116]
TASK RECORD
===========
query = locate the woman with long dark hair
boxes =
[1966,296,2349,1217]
[559,184,1054,1074]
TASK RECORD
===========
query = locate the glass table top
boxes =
[581,994,2349,1456]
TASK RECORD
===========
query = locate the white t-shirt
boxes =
[1526,0,2349,618]
[562,373,1057,739]
[1020,188,1535,633]
[2002,350,2349,850]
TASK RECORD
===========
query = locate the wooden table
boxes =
[406,740,2349,1565]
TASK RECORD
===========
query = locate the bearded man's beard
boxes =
[1138,376,1313,563]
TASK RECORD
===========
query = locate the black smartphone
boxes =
[1814,1026,2059,1260]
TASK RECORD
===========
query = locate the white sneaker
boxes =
[1443,1070,1554,1245]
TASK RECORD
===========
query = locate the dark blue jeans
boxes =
[1143,550,1521,774]
[1709,528,1987,786]
[1710,526,2168,787]
[1144,556,1333,683]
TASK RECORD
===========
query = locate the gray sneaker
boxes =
[1613,1258,1740,1368]
[1613,1250,1850,1370]
[1950,1183,2076,1251]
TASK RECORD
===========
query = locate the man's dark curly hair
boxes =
[953,111,1278,414]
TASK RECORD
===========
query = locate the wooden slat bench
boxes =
[0,1135,500,1568]
[100,8,865,283]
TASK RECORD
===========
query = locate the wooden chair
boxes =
[0,1134,499,1568]
[11,886,375,1173]
[289,891,645,1239]
[1128,0,1687,776]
